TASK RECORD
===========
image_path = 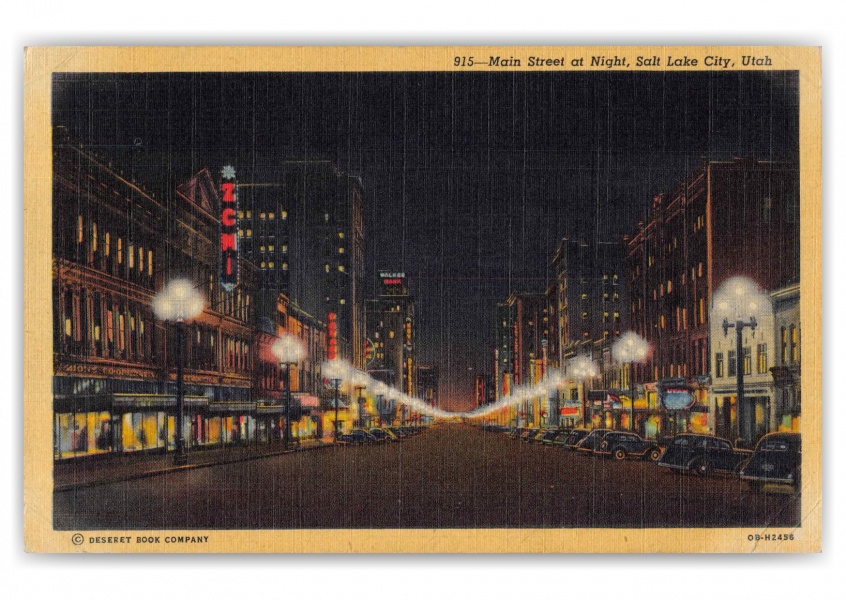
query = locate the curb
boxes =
[54,442,333,493]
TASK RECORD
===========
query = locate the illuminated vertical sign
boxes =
[474,375,485,406]
[220,165,238,291]
[327,313,338,360]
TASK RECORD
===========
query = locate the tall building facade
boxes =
[237,163,365,369]
[365,272,415,395]
[550,238,626,389]
[53,139,260,459]
[624,157,799,384]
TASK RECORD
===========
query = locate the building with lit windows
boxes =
[708,284,800,444]
[624,157,799,386]
[52,138,259,459]
[237,162,365,369]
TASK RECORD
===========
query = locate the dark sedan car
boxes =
[520,428,540,442]
[658,434,752,476]
[739,432,801,492]
[337,431,371,445]
[575,429,612,454]
[542,429,570,446]
[559,428,590,450]
[597,431,663,462]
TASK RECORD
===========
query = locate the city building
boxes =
[624,157,799,440]
[237,162,365,369]
[624,157,799,385]
[52,139,260,459]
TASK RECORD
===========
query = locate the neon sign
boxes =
[220,165,238,291]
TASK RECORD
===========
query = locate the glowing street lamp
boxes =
[567,356,598,428]
[612,331,650,432]
[272,333,307,451]
[322,359,347,442]
[151,279,205,465]
[712,277,769,447]
[350,370,369,427]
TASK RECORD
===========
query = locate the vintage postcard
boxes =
[23,46,821,553]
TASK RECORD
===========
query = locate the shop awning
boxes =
[53,394,208,414]
[294,393,320,408]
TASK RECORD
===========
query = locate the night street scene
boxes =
[51,70,801,530]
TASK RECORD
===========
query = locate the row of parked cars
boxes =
[485,424,801,492]
[337,425,427,445]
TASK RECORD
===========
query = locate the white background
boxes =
[3,2,841,598]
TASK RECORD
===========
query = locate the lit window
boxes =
[237,211,244,219]
[105,232,110,257]
[325,264,330,273]
[238,229,244,237]
[338,265,345,272]
[128,244,135,269]
[246,211,252,218]
[282,245,288,253]
[260,212,266,220]
[117,239,123,264]
[261,262,266,269]
[339,232,344,239]
[268,212,275,220]
[246,229,252,237]
[667,280,672,293]
[91,222,98,252]
[77,216,84,243]
[268,245,274,252]
[282,263,288,271]
[148,250,153,276]
[338,247,344,254]
[268,262,275,268]
[339,298,345,305]
[281,211,288,220]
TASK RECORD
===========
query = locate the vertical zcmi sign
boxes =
[220,165,238,291]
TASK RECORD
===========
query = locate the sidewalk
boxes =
[53,439,332,493]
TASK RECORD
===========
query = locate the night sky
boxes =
[52,71,799,410]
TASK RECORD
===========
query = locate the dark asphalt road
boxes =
[54,424,801,530]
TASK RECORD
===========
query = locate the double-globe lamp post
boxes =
[713,277,767,448]
[272,333,307,451]
[612,332,649,433]
[322,359,347,442]
[152,279,206,466]
[567,356,598,429]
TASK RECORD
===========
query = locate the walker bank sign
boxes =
[220,165,239,291]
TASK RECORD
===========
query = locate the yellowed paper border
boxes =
[24,45,822,553]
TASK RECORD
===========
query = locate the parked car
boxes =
[657,434,753,476]
[350,429,380,443]
[529,429,554,444]
[337,431,371,445]
[520,428,540,443]
[597,431,663,461]
[369,428,399,442]
[542,429,570,446]
[559,428,590,450]
[739,432,801,492]
[575,429,612,454]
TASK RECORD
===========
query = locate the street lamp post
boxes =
[612,332,650,433]
[152,279,206,466]
[713,277,767,448]
[272,334,307,452]
[568,356,598,429]
[322,359,347,443]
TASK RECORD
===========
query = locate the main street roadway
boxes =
[54,423,800,530]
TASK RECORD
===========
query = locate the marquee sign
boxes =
[219,165,239,291]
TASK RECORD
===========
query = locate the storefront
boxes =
[53,394,208,459]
